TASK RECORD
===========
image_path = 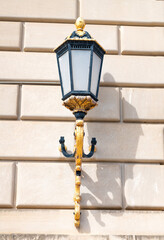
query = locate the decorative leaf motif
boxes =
[63,96,97,113]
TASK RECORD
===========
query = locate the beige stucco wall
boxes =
[0,0,164,238]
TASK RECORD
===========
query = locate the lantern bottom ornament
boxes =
[63,95,97,113]
[59,95,97,227]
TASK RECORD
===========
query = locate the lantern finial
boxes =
[75,17,85,31]
[75,17,86,37]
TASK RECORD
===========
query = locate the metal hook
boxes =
[59,136,75,158]
[83,137,97,158]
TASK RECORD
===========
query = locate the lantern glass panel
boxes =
[90,52,101,96]
[59,51,71,95]
[71,50,91,91]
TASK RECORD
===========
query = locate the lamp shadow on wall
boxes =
[69,72,143,232]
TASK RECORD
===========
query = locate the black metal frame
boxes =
[55,40,105,102]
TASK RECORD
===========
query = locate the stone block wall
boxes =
[0,0,164,237]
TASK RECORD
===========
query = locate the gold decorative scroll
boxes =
[73,119,84,227]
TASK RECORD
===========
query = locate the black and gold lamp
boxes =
[54,17,105,227]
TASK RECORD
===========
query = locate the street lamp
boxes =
[54,17,105,227]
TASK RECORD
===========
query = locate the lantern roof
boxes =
[54,17,106,53]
